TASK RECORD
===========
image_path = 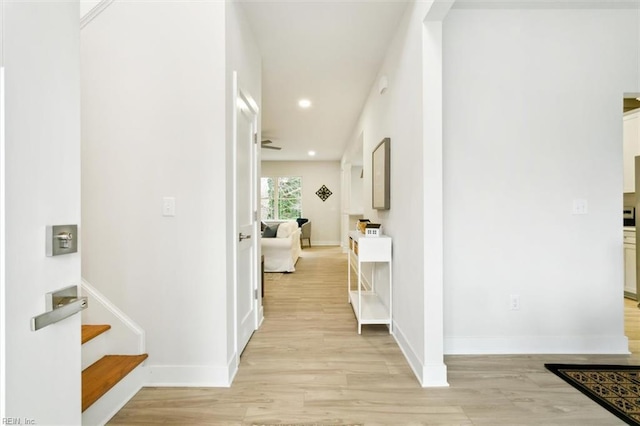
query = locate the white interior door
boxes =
[1,1,82,423]
[235,75,258,357]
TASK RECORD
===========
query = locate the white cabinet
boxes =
[347,231,392,334]
[625,229,636,299]
[623,110,640,193]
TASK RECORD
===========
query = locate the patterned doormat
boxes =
[545,364,640,425]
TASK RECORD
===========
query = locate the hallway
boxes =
[110,247,637,425]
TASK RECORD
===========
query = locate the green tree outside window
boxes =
[260,176,302,220]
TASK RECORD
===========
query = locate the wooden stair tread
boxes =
[82,354,148,412]
[81,324,111,344]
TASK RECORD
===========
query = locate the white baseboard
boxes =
[82,365,148,426]
[444,335,630,355]
[303,241,341,247]
[392,321,423,383]
[258,306,264,327]
[393,321,449,387]
[422,362,449,388]
[146,364,232,387]
[227,354,238,385]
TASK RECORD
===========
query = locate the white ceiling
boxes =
[243,0,637,162]
[240,1,409,162]
[452,0,640,8]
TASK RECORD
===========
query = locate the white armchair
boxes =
[261,221,301,272]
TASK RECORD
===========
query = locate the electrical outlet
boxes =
[510,294,520,311]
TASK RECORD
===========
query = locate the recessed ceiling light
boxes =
[308,150,316,156]
[298,99,312,108]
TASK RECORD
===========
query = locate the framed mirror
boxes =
[372,138,390,210]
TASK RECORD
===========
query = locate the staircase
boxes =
[82,324,148,413]
[80,281,148,425]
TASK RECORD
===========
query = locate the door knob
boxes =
[46,225,78,256]
[239,233,252,242]
[56,232,73,248]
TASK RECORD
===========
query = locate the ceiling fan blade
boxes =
[262,145,282,150]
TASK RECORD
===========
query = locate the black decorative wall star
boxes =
[316,185,332,202]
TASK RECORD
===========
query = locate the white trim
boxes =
[227,353,238,385]
[146,364,231,387]
[302,240,341,247]
[81,279,145,353]
[259,177,304,222]
[231,71,239,384]
[0,65,6,419]
[422,363,449,388]
[394,321,449,387]
[392,321,422,384]
[232,72,260,376]
[421,5,450,389]
[444,335,630,355]
[250,100,259,331]
[82,365,148,426]
[80,0,114,29]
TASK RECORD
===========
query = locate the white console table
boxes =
[347,231,392,334]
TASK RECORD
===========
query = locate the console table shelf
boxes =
[347,231,392,334]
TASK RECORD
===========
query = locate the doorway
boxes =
[623,94,640,354]
[233,73,260,362]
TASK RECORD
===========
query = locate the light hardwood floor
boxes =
[625,297,640,354]
[110,247,639,425]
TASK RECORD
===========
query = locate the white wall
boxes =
[262,161,341,245]
[443,8,639,354]
[225,0,262,376]
[81,1,231,384]
[350,166,364,213]
[3,1,82,422]
[342,2,447,385]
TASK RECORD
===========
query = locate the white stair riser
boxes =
[82,329,141,369]
[82,332,109,370]
[82,365,148,426]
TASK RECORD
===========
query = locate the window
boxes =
[260,176,302,220]
[260,177,275,220]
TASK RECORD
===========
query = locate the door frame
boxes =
[231,71,260,373]
[0,64,6,418]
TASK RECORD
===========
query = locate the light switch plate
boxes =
[46,224,78,256]
[162,197,176,217]
[572,199,588,215]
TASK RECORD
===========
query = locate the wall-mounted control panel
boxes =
[46,224,78,256]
